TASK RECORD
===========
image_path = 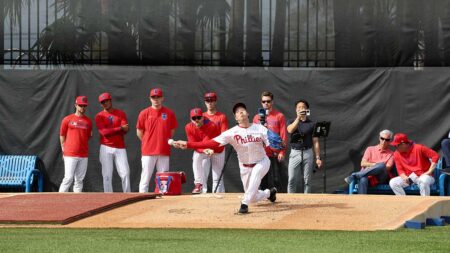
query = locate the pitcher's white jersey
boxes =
[213,123,269,164]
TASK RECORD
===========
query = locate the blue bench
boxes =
[0,155,44,192]
[348,158,448,196]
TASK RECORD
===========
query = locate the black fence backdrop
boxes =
[3,0,450,67]
[0,66,449,193]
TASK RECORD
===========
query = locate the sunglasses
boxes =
[100,100,110,104]
[191,116,202,121]
[205,99,216,102]
[379,137,391,142]
[150,96,162,99]
[261,100,272,104]
[77,104,87,108]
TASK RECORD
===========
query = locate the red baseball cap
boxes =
[150,88,163,97]
[98,92,112,103]
[190,108,203,118]
[390,133,412,146]
[204,92,217,101]
[75,96,88,106]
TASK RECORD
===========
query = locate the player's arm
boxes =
[96,116,122,137]
[121,112,129,133]
[422,145,439,175]
[136,129,144,141]
[59,136,66,153]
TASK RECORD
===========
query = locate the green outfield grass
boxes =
[0,227,449,253]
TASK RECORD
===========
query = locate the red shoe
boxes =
[192,183,203,194]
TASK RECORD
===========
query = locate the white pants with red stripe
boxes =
[196,151,226,193]
[99,144,131,193]
[139,155,169,193]
[240,156,271,205]
[59,156,88,192]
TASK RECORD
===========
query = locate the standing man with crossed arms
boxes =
[59,96,93,192]
[202,92,228,193]
[95,92,131,192]
[137,88,178,193]
[253,91,287,191]
[174,103,277,214]
[185,108,222,194]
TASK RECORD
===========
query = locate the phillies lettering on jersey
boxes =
[214,123,269,164]
[233,135,262,144]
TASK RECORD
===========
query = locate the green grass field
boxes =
[1,227,450,253]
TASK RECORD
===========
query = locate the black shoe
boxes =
[268,187,277,202]
[238,204,248,214]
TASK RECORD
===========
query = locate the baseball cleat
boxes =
[268,187,277,202]
[238,204,248,214]
[192,183,203,194]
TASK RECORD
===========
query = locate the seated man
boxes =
[389,133,439,196]
[441,131,450,169]
[344,129,394,194]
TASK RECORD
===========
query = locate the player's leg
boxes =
[211,151,226,193]
[417,174,435,196]
[287,149,302,193]
[114,148,131,192]
[99,145,114,192]
[389,176,408,195]
[73,158,88,192]
[241,157,271,205]
[192,151,206,193]
[201,158,211,193]
[59,156,77,192]
[139,156,157,192]
[302,149,314,193]
[155,155,170,173]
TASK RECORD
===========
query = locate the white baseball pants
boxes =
[240,156,271,205]
[59,156,88,192]
[99,145,131,193]
[139,155,169,192]
[389,174,435,196]
[199,151,226,193]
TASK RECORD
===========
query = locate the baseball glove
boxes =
[267,129,284,150]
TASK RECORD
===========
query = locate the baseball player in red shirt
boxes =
[174,103,277,214]
[202,92,228,193]
[185,108,223,194]
[389,133,439,196]
[252,91,287,191]
[137,88,178,193]
[95,92,131,192]
[59,96,93,192]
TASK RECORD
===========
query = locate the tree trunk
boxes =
[140,0,170,65]
[106,0,139,65]
[224,0,244,66]
[270,0,286,66]
[245,0,261,65]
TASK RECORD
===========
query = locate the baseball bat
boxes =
[213,146,234,194]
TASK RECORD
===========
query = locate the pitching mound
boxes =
[0,193,159,224]
[65,193,450,231]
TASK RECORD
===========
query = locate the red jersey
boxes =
[203,111,229,133]
[137,106,178,156]
[394,143,440,177]
[95,109,128,149]
[185,120,224,154]
[253,109,287,156]
[60,114,92,157]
